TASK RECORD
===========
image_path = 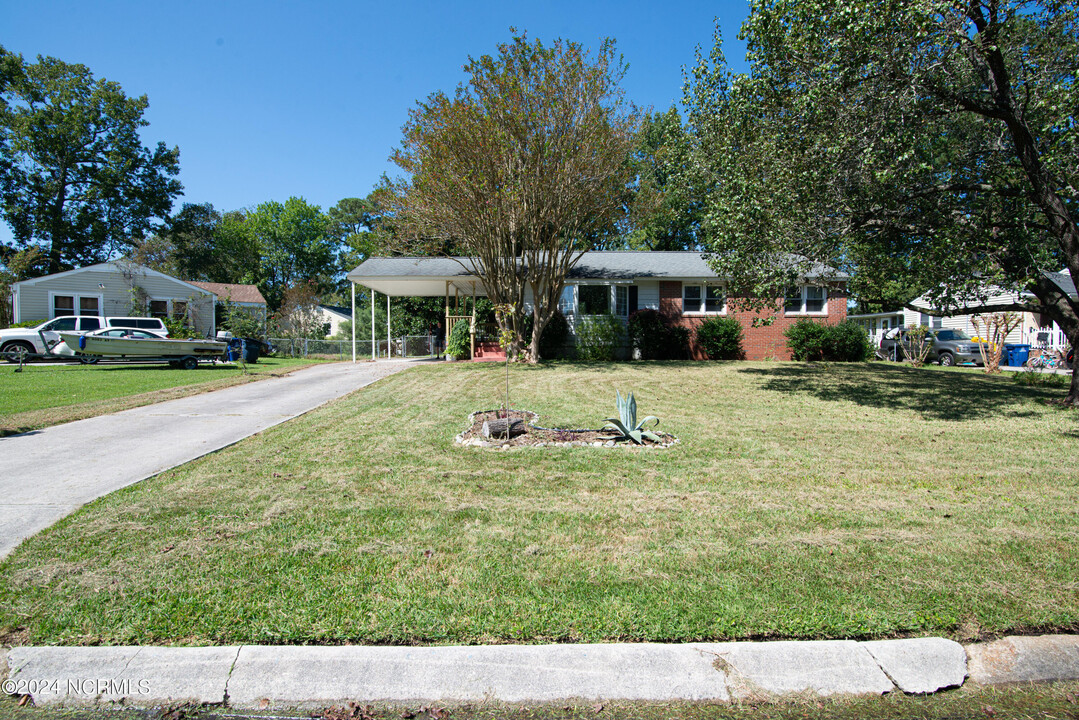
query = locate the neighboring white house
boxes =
[850,270,1075,349]
[8,262,217,336]
[316,305,351,338]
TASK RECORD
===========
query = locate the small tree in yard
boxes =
[901,325,933,368]
[387,32,640,363]
[272,281,324,339]
[972,312,1022,374]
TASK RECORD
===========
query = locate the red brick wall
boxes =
[659,281,849,360]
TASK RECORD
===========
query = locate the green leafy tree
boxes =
[387,31,640,363]
[0,47,181,274]
[686,1,1079,404]
[621,107,702,251]
[240,197,334,310]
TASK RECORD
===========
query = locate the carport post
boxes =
[387,294,391,359]
[370,289,376,360]
[350,281,356,363]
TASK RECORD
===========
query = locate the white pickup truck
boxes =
[0,316,170,360]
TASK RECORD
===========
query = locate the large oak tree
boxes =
[387,32,640,361]
[686,1,1079,403]
[0,47,181,274]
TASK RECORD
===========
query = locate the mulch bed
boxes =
[455,409,677,449]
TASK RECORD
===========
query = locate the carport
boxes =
[345,256,490,361]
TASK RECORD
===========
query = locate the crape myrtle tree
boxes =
[386,31,640,362]
[0,47,182,274]
[686,1,1079,404]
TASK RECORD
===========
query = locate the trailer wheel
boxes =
[181,356,198,370]
[78,355,99,365]
[1,341,34,363]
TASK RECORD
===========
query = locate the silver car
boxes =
[881,327,988,366]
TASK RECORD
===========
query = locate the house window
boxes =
[784,286,828,315]
[578,285,610,315]
[79,297,100,316]
[683,284,725,314]
[51,292,102,318]
[172,301,188,320]
[53,295,75,317]
[615,286,628,317]
[559,286,575,315]
[149,300,169,318]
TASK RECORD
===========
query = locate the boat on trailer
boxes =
[58,329,227,369]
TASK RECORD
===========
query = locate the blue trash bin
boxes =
[1010,344,1030,367]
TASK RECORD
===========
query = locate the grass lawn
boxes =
[0,357,323,436]
[0,361,1076,646]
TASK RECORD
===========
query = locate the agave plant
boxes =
[603,390,662,444]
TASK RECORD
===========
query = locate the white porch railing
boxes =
[1021,325,1069,350]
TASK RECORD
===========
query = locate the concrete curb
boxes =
[4,635,1075,709]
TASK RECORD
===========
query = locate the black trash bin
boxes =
[240,338,262,364]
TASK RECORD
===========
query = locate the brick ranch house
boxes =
[347,251,848,360]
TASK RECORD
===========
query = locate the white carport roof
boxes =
[346,256,486,297]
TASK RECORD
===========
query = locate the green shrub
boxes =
[627,309,689,360]
[521,309,571,359]
[825,320,874,362]
[695,316,744,360]
[575,313,625,361]
[785,319,873,362]
[447,319,471,359]
[785,319,828,361]
[9,318,47,329]
[163,317,200,339]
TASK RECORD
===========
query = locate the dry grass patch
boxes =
[0,361,1077,645]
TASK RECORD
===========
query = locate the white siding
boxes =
[636,280,661,311]
[14,265,216,335]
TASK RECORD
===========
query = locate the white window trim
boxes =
[48,290,104,318]
[783,286,829,316]
[681,283,727,316]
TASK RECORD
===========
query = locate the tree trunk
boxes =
[1066,327,1079,408]
[482,418,526,438]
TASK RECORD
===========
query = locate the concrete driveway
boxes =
[0,359,419,559]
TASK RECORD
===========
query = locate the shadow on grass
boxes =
[738,362,1067,422]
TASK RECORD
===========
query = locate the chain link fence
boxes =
[267,335,440,360]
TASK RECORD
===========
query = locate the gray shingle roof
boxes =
[349,252,847,281]
[1046,271,1077,298]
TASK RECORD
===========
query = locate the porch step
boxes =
[473,342,506,361]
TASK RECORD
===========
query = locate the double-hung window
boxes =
[50,292,101,318]
[615,286,629,317]
[784,286,828,315]
[682,284,725,314]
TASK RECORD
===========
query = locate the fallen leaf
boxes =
[982,705,996,717]
[592,702,604,713]
[259,698,270,709]
[18,695,31,707]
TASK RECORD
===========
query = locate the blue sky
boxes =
[2,0,751,224]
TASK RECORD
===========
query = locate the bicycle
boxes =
[1026,351,1064,370]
